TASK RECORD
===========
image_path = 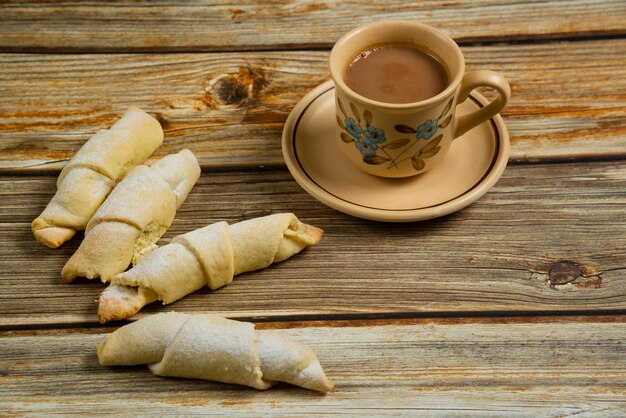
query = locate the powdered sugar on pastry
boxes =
[32,107,163,248]
[97,214,323,323]
[96,312,333,392]
[61,149,200,283]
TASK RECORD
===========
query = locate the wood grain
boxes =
[0,0,625,52]
[1,38,625,171]
[1,161,625,326]
[1,2,624,414]
[2,318,625,415]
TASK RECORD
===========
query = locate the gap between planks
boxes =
[1,32,625,55]
[2,311,625,334]
[3,156,626,178]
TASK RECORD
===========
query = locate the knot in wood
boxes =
[212,66,267,107]
[548,260,583,286]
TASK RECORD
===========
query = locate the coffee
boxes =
[343,44,448,104]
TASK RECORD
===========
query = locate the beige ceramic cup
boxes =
[330,20,511,178]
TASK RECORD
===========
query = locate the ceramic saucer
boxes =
[281,80,510,222]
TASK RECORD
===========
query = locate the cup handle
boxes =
[453,70,511,138]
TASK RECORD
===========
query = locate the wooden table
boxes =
[1,1,625,415]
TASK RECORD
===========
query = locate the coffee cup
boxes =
[329,20,511,178]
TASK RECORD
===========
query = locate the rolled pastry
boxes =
[32,107,164,248]
[61,149,201,283]
[97,312,333,392]
[98,213,322,323]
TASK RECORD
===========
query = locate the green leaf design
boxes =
[419,146,441,158]
[350,102,361,122]
[421,134,443,153]
[336,115,345,130]
[337,97,347,118]
[383,138,411,149]
[395,124,417,134]
[439,97,454,119]
[364,109,373,127]
[438,114,453,129]
[363,156,389,165]
[412,156,425,171]
[340,132,354,143]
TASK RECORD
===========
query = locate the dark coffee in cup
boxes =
[343,44,448,104]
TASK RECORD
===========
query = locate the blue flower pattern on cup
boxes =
[364,126,385,143]
[346,121,385,157]
[355,138,377,157]
[345,117,362,139]
[337,96,454,171]
[416,119,437,140]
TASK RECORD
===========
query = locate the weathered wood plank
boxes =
[2,318,625,415]
[1,161,625,326]
[1,38,625,171]
[0,0,624,52]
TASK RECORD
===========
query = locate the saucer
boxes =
[281,80,510,222]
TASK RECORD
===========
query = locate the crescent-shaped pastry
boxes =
[97,213,322,322]
[96,312,333,392]
[32,107,163,248]
[61,149,200,283]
